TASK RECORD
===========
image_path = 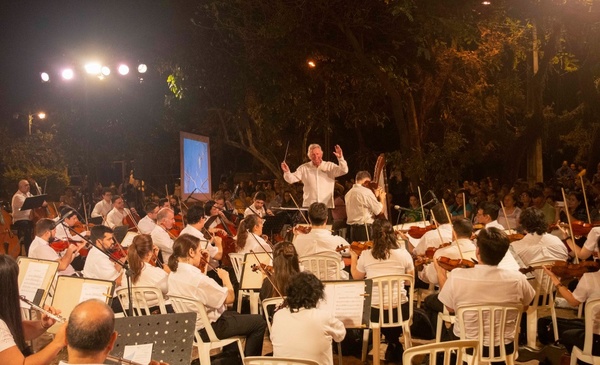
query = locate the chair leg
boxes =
[198,344,212,365]
[337,341,343,365]
[550,306,559,343]
[436,313,443,343]
[361,328,370,363]
[403,323,412,349]
[236,290,243,314]
[249,291,259,315]
[526,309,538,348]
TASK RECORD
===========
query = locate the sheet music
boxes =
[79,283,110,302]
[20,262,49,308]
[321,282,365,328]
[123,343,153,365]
[120,232,139,248]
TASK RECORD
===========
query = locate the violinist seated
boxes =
[570,226,600,262]
[436,227,535,351]
[344,170,385,242]
[28,218,85,277]
[55,207,90,242]
[292,203,349,280]
[243,191,274,218]
[510,207,568,266]
[168,234,267,357]
[137,202,159,235]
[405,203,453,256]
[543,265,600,356]
[82,226,126,313]
[472,203,522,272]
[350,218,414,363]
[119,235,174,314]
[421,218,477,331]
[213,195,237,227]
[150,208,176,263]
[105,195,137,229]
[235,215,273,254]
[180,205,223,270]
[90,188,112,218]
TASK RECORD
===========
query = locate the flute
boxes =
[19,296,67,323]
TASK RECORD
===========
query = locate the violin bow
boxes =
[283,141,290,162]
[249,250,284,298]
[462,193,467,218]
[560,188,580,264]
[82,195,89,230]
[249,229,274,261]
[430,210,445,248]
[417,186,426,223]
[580,175,592,224]
[288,194,310,226]
[364,222,370,242]
[441,199,463,261]
[499,201,513,233]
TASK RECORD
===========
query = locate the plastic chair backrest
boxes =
[261,296,285,333]
[243,356,319,365]
[229,253,246,282]
[299,253,341,281]
[371,274,414,328]
[403,340,479,365]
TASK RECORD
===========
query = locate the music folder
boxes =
[21,194,48,211]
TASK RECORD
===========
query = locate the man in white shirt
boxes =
[244,191,273,218]
[105,195,136,229]
[150,208,175,264]
[180,205,222,263]
[91,188,112,219]
[54,207,89,243]
[83,225,124,286]
[474,202,504,232]
[293,203,348,279]
[437,227,535,351]
[281,144,348,209]
[511,207,568,265]
[11,179,36,254]
[345,170,385,242]
[29,218,84,276]
[137,202,159,234]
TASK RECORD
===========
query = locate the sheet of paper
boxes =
[121,232,139,248]
[321,282,365,328]
[20,262,49,308]
[123,343,153,365]
[79,283,110,302]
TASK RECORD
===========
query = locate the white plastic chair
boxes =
[229,252,260,314]
[261,296,284,334]
[116,286,169,316]
[403,339,479,365]
[362,274,415,362]
[570,298,600,365]
[525,260,559,348]
[456,304,523,365]
[299,253,343,281]
[436,307,456,343]
[243,357,318,365]
[169,294,244,365]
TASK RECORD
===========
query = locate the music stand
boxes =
[20,195,48,211]
[262,213,288,240]
[88,216,103,225]
[111,313,196,365]
[113,225,130,244]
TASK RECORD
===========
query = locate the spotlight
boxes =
[118,64,130,75]
[137,64,147,73]
[84,63,102,75]
[101,66,111,76]
[61,68,74,80]
[37,112,46,119]
[40,72,50,82]
[307,60,316,68]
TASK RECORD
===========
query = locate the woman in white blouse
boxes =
[235,214,272,254]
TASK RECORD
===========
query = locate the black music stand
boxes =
[21,194,48,211]
[111,313,196,365]
[262,212,288,240]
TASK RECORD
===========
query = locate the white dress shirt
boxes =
[283,159,348,208]
[150,225,174,263]
[413,224,453,256]
[511,233,569,266]
[11,191,32,222]
[106,208,130,229]
[29,236,76,276]
[345,184,383,225]
[82,246,121,281]
[91,200,112,218]
[137,215,156,235]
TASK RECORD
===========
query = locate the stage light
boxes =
[137,64,147,73]
[101,66,111,76]
[307,60,316,68]
[37,112,46,119]
[118,64,129,75]
[84,62,102,75]
[40,72,50,82]
[61,69,74,80]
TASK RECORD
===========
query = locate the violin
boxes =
[169,213,184,237]
[49,238,89,257]
[424,242,451,259]
[507,233,525,242]
[251,262,274,275]
[436,256,476,272]
[398,224,435,239]
[337,241,373,255]
[548,260,599,279]
[293,225,312,234]
[413,256,433,270]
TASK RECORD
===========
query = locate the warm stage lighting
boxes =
[137,64,147,73]
[84,62,102,75]
[307,60,316,68]
[61,69,74,80]
[40,72,50,82]
[482,1,491,4]
[118,64,130,75]
[37,112,46,119]
[101,66,111,76]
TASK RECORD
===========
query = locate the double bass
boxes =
[0,203,20,258]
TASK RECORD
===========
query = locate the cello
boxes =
[0,203,20,258]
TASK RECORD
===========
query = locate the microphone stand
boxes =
[61,223,133,317]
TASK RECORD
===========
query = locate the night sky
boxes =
[0,0,175,118]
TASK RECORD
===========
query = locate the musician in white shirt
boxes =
[91,188,112,218]
[137,202,159,234]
